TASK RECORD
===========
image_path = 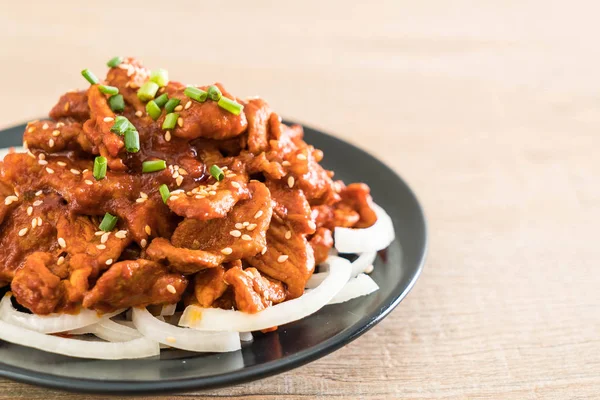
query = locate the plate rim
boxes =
[0,121,428,394]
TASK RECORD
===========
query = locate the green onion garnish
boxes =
[137,82,160,102]
[154,93,169,108]
[184,86,207,103]
[124,129,140,153]
[146,101,161,120]
[108,94,125,113]
[164,98,180,113]
[207,85,222,101]
[162,113,179,130]
[106,56,123,68]
[159,184,170,203]
[99,213,118,231]
[110,116,131,135]
[142,159,167,173]
[217,97,244,116]
[149,68,169,87]
[98,85,119,95]
[210,165,224,181]
[81,69,99,85]
[93,156,107,180]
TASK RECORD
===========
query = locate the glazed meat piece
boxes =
[49,91,90,122]
[23,120,93,154]
[82,259,187,313]
[105,57,149,114]
[82,85,124,160]
[338,183,377,228]
[224,266,285,313]
[243,98,271,154]
[267,180,314,234]
[193,265,229,307]
[309,227,334,265]
[145,238,223,272]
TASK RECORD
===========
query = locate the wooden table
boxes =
[1,1,599,399]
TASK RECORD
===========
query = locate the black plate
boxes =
[0,122,427,394]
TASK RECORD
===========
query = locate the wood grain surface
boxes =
[1,1,599,399]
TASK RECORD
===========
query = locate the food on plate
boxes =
[0,57,395,359]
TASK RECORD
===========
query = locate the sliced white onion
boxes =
[69,318,142,342]
[328,273,379,305]
[132,307,241,352]
[240,332,254,342]
[0,295,123,334]
[179,255,351,332]
[306,251,377,289]
[0,317,158,359]
[334,203,395,253]
[160,304,177,316]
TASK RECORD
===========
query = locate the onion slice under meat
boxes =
[306,251,377,289]
[328,273,379,305]
[334,203,395,253]
[179,255,352,332]
[0,317,159,359]
[132,307,241,352]
[69,318,143,342]
[0,294,123,334]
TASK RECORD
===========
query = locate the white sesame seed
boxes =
[56,122,64,128]
[261,247,268,255]
[103,117,114,122]
[243,222,249,227]
[115,230,127,239]
[37,217,42,226]
[141,239,147,248]
[184,101,192,110]
[18,228,28,237]
[164,131,171,142]
[230,230,242,238]
[82,169,89,174]
[166,284,176,294]
[4,196,18,205]
[46,167,54,174]
[27,127,35,133]
[27,206,33,216]
[57,256,65,265]
[287,176,295,188]
[195,195,205,199]
[176,176,184,186]
[33,200,43,206]
[58,237,67,248]
[308,221,316,230]
[101,232,110,244]
[35,190,43,197]
[136,198,147,203]
[135,110,143,117]
[235,223,243,229]
[177,117,183,127]
[85,180,93,185]
[247,223,257,231]
[231,181,241,189]
[277,255,289,263]
[178,168,188,175]
[52,130,61,137]
[285,230,292,239]
[31,218,37,228]
[57,161,67,167]
[140,192,148,199]
[174,105,183,112]
[96,244,106,250]
[221,247,233,255]
[38,153,46,160]
[105,259,113,265]
[42,123,49,130]
[297,154,307,160]
[70,169,80,175]
[282,161,291,167]
[27,151,36,159]
[172,170,180,179]
[95,231,104,236]
[145,225,151,235]
[254,210,263,219]
[48,139,55,148]
[38,159,48,165]
[241,234,252,241]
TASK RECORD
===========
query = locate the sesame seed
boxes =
[105,259,113,265]
[27,127,35,133]
[70,169,80,175]
[172,170,180,179]
[57,256,65,265]
[135,198,147,203]
[174,105,183,112]
[184,101,192,110]
[35,190,42,197]
[221,247,233,255]
[247,223,257,231]
[141,239,147,248]
[95,231,104,236]
[178,168,188,175]
[103,117,114,122]
[56,122,64,128]
[282,161,291,167]
[235,223,243,229]
[38,159,48,165]
[115,230,127,239]
[243,222,249,227]
[48,139,54,148]
[135,110,143,117]
[241,234,252,241]
[27,152,35,159]
[254,210,263,219]
[230,230,242,237]
[261,247,268,255]
[31,218,37,228]
[46,167,54,174]
[297,154,307,160]
[140,192,148,199]
[166,284,176,294]
[38,153,46,160]
[82,169,89,174]
[42,123,49,130]
[176,176,184,186]
[231,181,241,189]
[145,225,151,235]
[277,255,289,263]
[177,117,183,127]
[18,228,28,237]
[308,221,316,230]
[166,336,177,344]
[285,230,292,239]
[52,130,61,137]
[101,232,110,244]
[84,180,93,185]
[164,131,171,142]
[33,200,43,206]
[57,161,67,167]
[27,206,33,216]
[287,176,295,188]
[96,244,106,250]
[4,196,18,205]
[37,217,42,226]
[169,195,179,202]
[195,195,205,199]
[58,237,67,248]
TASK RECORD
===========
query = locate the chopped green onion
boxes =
[108,94,125,113]
[159,184,170,203]
[142,159,167,173]
[184,86,207,103]
[81,69,99,85]
[99,213,118,231]
[217,97,244,116]
[106,56,123,68]
[146,101,161,120]
[164,98,180,113]
[124,129,140,153]
[207,85,222,101]
[154,93,169,108]
[93,156,107,180]
[162,113,179,130]
[210,165,224,181]
[98,85,119,95]
[137,81,160,102]
[149,68,169,87]
[110,116,131,135]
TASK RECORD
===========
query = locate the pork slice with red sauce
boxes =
[224,266,285,313]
